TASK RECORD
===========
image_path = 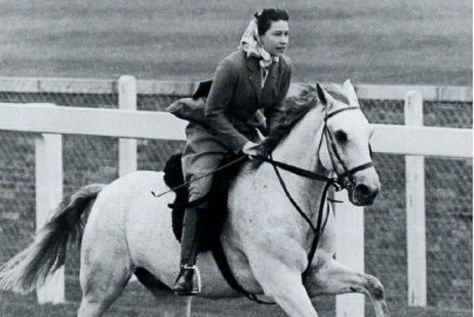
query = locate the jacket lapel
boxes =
[261,61,279,101]
[246,57,262,103]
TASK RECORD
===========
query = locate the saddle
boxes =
[163,153,245,252]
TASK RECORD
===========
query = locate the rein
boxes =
[253,154,342,190]
[269,156,333,273]
[257,106,374,274]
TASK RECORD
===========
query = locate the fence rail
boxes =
[0,76,472,316]
[0,103,470,158]
[0,76,472,101]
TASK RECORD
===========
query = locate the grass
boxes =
[0,0,471,85]
[1,283,472,317]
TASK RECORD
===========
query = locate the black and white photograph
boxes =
[0,1,471,316]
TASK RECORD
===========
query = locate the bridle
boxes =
[321,106,374,191]
[254,105,374,192]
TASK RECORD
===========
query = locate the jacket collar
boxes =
[245,55,260,72]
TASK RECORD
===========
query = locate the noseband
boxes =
[322,106,374,190]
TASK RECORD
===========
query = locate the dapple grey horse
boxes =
[0,80,389,317]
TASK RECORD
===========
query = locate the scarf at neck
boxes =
[238,18,279,69]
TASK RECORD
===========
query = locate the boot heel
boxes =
[173,265,201,296]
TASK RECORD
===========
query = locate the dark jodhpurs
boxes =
[180,125,227,266]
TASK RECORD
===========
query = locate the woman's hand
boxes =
[242,141,261,160]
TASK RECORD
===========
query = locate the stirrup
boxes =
[185,264,202,295]
[178,264,202,295]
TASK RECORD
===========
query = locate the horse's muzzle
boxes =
[349,172,380,206]
[351,184,379,206]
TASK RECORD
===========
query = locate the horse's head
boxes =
[316,80,380,206]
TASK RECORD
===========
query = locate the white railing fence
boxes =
[0,76,471,316]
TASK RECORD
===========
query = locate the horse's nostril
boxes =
[356,184,371,197]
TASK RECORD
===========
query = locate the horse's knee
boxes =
[364,275,385,301]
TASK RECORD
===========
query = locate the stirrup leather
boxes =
[176,265,202,295]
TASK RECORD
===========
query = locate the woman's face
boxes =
[260,20,289,57]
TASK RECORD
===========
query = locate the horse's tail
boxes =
[0,183,105,294]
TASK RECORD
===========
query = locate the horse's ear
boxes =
[316,83,328,105]
[317,83,336,107]
[343,79,359,106]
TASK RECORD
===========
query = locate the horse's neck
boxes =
[272,107,326,175]
[269,107,329,207]
[228,107,330,249]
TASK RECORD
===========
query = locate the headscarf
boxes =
[238,18,279,69]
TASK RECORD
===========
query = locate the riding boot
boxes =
[172,205,203,295]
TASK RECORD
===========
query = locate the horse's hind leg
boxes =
[77,259,133,317]
[304,258,390,317]
[77,257,133,317]
[76,234,133,317]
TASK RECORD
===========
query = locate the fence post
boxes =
[118,75,137,176]
[405,91,427,306]
[35,132,65,304]
[335,190,365,317]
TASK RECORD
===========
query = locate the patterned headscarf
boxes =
[238,18,279,69]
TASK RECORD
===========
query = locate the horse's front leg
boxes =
[247,247,319,317]
[304,258,390,317]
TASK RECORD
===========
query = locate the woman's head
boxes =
[254,9,290,57]
[254,9,289,36]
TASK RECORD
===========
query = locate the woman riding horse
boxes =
[173,8,293,295]
[0,81,389,317]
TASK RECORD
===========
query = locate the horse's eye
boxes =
[334,130,348,143]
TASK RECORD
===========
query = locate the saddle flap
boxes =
[163,153,245,252]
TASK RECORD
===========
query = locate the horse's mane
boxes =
[259,83,350,156]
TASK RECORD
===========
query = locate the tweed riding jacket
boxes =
[204,49,292,153]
